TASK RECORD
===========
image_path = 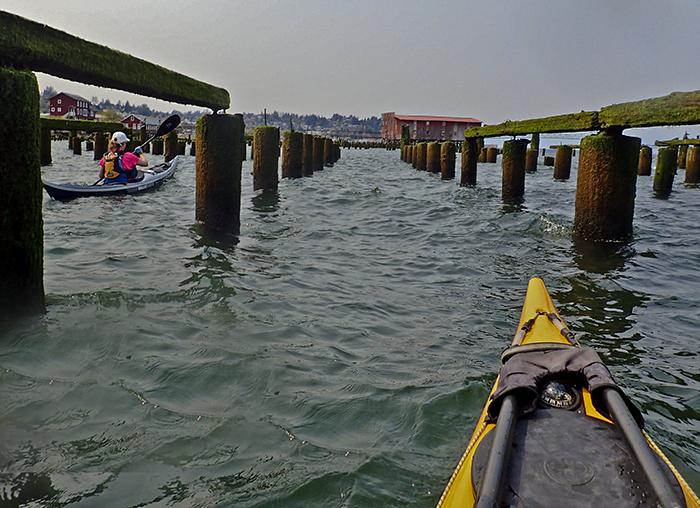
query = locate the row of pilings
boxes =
[399,132,698,242]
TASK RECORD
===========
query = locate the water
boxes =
[1,141,698,506]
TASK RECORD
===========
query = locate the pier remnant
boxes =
[189,141,195,156]
[72,136,81,155]
[177,140,186,155]
[553,145,573,180]
[324,138,334,167]
[40,127,51,166]
[686,145,700,184]
[525,149,538,172]
[530,133,540,152]
[164,131,178,162]
[152,138,164,155]
[312,136,324,172]
[302,133,314,176]
[253,126,280,191]
[427,142,440,173]
[195,113,244,234]
[653,146,677,195]
[416,142,428,171]
[461,138,478,186]
[501,139,528,202]
[637,145,652,176]
[574,131,640,241]
[440,141,456,180]
[282,131,303,178]
[486,147,498,163]
[543,155,555,166]
[678,145,688,169]
[94,132,107,160]
[478,147,487,163]
[0,67,44,317]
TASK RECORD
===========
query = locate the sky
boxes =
[4,0,700,141]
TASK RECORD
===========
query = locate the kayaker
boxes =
[98,131,148,184]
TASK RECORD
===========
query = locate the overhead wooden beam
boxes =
[464,112,599,138]
[599,90,700,129]
[40,117,123,132]
[0,10,230,110]
[655,138,700,146]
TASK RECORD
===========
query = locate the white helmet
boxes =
[111,131,130,144]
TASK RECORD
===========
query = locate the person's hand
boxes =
[133,146,143,155]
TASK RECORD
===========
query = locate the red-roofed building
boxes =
[381,112,481,141]
[48,92,95,120]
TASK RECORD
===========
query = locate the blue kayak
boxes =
[43,156,179,201]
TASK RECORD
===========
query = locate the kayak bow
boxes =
[438,278,699,508]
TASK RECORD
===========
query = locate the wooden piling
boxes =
[543,155,555,166]
[72,136,81,155]
[461,138,478,186]
[195,113,244,235]
[678,144,688,169]
[282,131,303,178]
[177,140,186,155]
[427,141,440,173]
[40,127,51,166]
[85,139,94,151]
[152,138,164,155]
[407,144,414,165]
[440,141,456,180]
[164,131,178,162]
[486,146,498,163]
[637,145,652,176]
[653,146,677,195]
[142,142,150,154]
[416,142,427,171]
[253,126,280,191]
[0,66,44,317]
[324,137,334,167]
[501,139,528,202]
[553,145,573,180]
[68,135,73,150]
[478,147,487,163]
[302,133,314,176]
[685,145,700,184]
[94,132,107,160]
[574,131,641,241]
[312,136,324,172]
[525,148,538,172]
[530,133,540,152]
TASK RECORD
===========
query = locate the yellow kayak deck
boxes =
[437,277,699,508]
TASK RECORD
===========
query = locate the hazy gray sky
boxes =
[4,0,700,128]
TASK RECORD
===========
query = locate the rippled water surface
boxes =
[1,141,699,506]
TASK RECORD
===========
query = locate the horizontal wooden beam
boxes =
[655,138,700,146]
[40,117,123,132]
[599,90,700,129]
[0,11,229,110]
[464,112,599,138]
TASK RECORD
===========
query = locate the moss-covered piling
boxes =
[637,145,652,176]
[678,144,688,169]
[461,138,478,186]
[486,146,498,163]
[525,148,538,172]
[163,131,178,162]
[177,140,186,155]
[530,133,540,152]
[440,141,455,180]
[653,146,677,195]
[189,141,195,156]
[416,142,428,171]
[195,114,244,235]
[253,126,280,191]
[324,138,334,167]
[575,132,641,241]
[427,142,440,173]
[85,139,94,151]
[501,139,528,202]
[151,138,163,155]
[685,145,700,184]
[40,127,51,165]
[282,131,303,178]
[478,147,487,163]
[312,136,324,172]
[543,155,555,166]
[554,145,573,179]
[234,114,246,161]
[0,67,44,317]
[302,134,313,176]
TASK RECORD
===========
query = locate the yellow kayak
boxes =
[438,278,699,508]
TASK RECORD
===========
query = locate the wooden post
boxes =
[233,114,245,161]
[530,133,540,152]
[637,145,652,176]
[333,142,341,163]
[440,141,456,180]
[553,145,573,179]
[678,144,688,169]
[72,135,81,155]
[164,131,178,162]
[282,131,303,178]
[152,138,164,155]
[478,147,487,163]
[40,127,51,166]
[142,142,150,154]
[416,142,428,171]
[302,133,313,176]
[177,140,186,155]
[94,132,107,160]
[68,135,73,150]
[324,137,334,167]
[574,131,641,241]
[312,136,324,172]
[189,141,196,156]
[407,144,414,165]
[653,146,677,195]
[525,149,538,172]
[685,145,700,185]
[427,141,440,173]
[486,146,498,163]
[461,138,478,186]
[0,67,45,317]
[501,139,528,202]
[195,113,244,235]
[543,155,555,166]
[253,126,280,191]
[85,139,94,151]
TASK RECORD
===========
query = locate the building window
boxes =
[57,99,62,104]
[57,107,61,112]
[50,107,55,112]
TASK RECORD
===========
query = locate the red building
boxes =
[381,112,481,141]
[48,92,95,120]
[121,114,164,136]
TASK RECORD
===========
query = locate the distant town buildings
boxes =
[48,92,95,120]
[381,112,481,141]
[121,114,161,135]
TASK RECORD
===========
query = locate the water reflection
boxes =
[572,238,635,274]
[252,190,280,213]
[500,200,525,213]
[192,223,240,252]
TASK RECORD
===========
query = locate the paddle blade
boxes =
[156,115,181,137]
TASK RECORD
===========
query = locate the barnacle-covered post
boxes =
[637,145,652,176]
[461,138,478,186]
[164,131,178,162]
[253,126,280,191]
[554,145,573,180]
[685,145,700,184]
[501,139,528,202]
[282,131,303,178]
[652,146,677,196]
[440,141,456,180]
[302,133,314,176]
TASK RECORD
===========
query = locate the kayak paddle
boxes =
[93,115,182,185]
